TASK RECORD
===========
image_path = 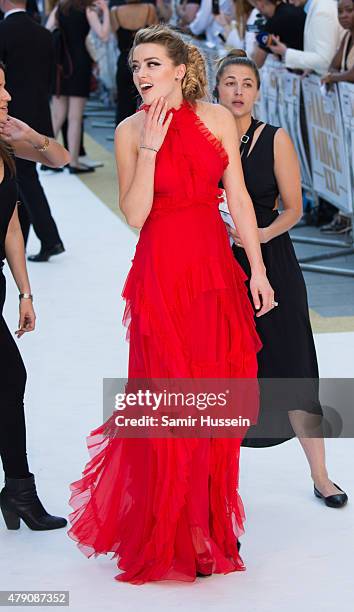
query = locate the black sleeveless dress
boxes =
[54,6,92,97]
[232,124,322,447]
[115,8,151,124]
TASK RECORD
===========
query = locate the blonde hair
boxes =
[129,25,208,103]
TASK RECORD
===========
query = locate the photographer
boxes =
[186,0,234,47]
[269,0,343,76]
[252,0,306,68]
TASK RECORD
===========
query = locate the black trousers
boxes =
[16,158,63,250]
[0,269,30,479]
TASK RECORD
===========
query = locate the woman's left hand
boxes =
[15,300,36,338]
[227,225,269,247]
[250,271,276,317]
[0,115,32,143]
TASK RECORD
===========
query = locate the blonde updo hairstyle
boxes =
[213,49,261,100]
[129,25,208,103]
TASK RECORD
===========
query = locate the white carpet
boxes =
[0,171,352,611]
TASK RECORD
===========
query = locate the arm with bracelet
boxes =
[0,115,71,168]
[115,97,173,229]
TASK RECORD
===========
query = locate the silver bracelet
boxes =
[140,145,158,153]
[19,293,33,301]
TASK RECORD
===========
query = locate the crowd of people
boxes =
[1,0,352,235]
[0,0,351,588]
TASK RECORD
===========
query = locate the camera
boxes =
[246,12,267,33]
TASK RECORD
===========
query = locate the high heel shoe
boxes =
[196,541,241,577]
[314,482,348,508]
[0,473,67,531]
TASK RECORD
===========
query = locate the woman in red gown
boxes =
[68,25,275,584]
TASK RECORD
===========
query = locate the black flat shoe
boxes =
[68,165,94,174]
[196,572,212,578]
[0,473,67,531]
[40,164,64,172]
[314,482,348,508]
[27,242,65,262]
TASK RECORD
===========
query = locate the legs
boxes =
[67,97,87,167]
[288,411,345,497]
[0,302,30,479]
[15,158,63,251]
[51,95,69,138]
[51,95,87,168]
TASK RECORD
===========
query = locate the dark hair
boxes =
[129,25,208,103]
[59,0,94,14]
[0,62,16,177]
[213,49,261,99]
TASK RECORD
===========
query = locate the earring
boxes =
[175,77,180,81]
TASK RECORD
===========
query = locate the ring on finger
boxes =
[271,300,279,307]
[158,114,165,125]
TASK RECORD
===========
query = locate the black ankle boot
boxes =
[0,473,67,531]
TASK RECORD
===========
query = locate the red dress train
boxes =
[68,101,261,584]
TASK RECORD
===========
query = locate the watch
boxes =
[19,293,33,301]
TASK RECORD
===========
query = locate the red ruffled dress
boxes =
[68,100,262,584]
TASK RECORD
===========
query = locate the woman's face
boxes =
[338,0,354,30]
[216,64,258,119]
[131,43,186,105]
[0,69,11,123]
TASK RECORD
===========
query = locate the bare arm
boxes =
[45,6,58,31]
[5,205,36,337]
[322,66,354,84]
[86,0,111,42]
[218,106,274,315]
[156,0,172,23]
[263,129,303,241]
[328,37,345,72]
[115,98,172,228]
[0,116,70,167]
[252,46,268,69]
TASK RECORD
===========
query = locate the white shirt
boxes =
[284,0,343,75]
[189,0,233,48]
[4,8,26,19]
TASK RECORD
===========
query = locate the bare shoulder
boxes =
[274,127,295,153]
[194,101,235,138]
[114,111,144,148]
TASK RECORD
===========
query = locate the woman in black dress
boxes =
[0,64,71,530]
[46,0,110,172]
[214,50,348,509]
[110,0,157,125]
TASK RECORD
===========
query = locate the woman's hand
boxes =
[250,271,276,318]
[0,116,32,143]
[226,225,269,246]
[140,97,173,153]
[15,300,36,338]
[321,73,334,85]
[93,0,108,13]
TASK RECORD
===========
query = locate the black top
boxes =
[0,162,18,264]
[241,123,280,226]
[55,6,92,98]
[261,2,306,53]
[0,12,54,136]
[117,26,140,54]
